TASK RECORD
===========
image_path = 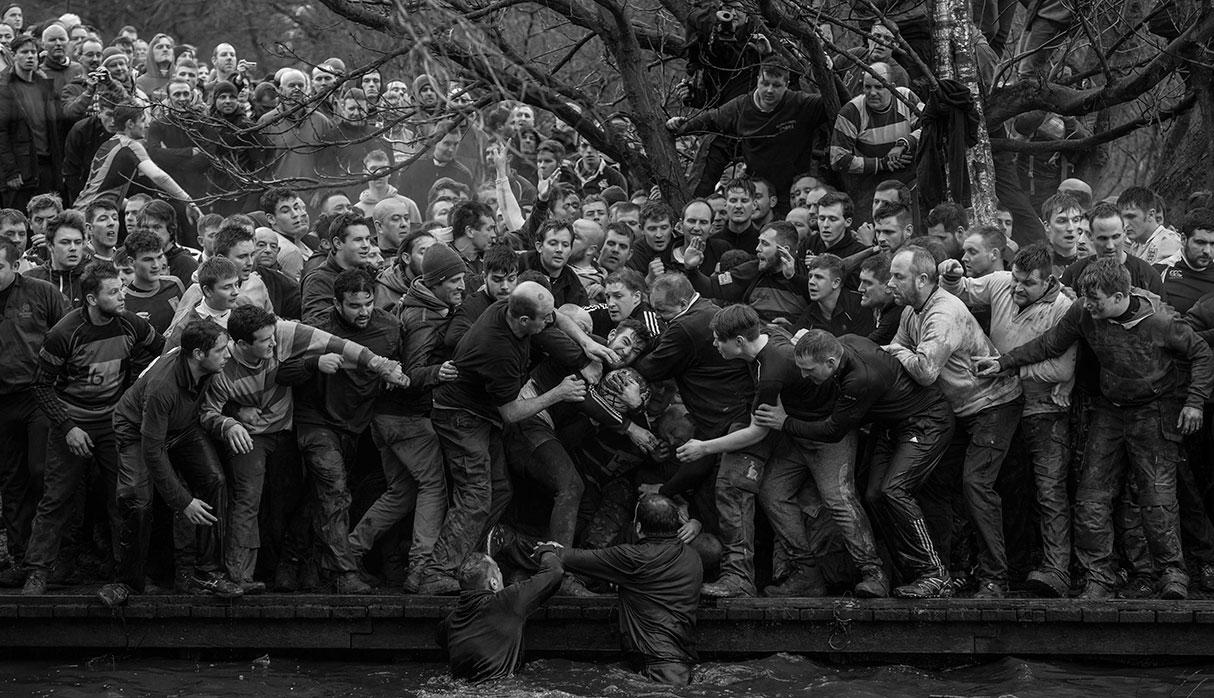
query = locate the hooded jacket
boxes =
[26,263,84,307]
[1003,289,1214,411]
[375,262,415,312]
[388,277,456,415]
[942,270,1076,416]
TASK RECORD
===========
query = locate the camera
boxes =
[89,66,110,83]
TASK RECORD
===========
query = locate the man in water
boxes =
[560,493,702,686]
[437,546,564,682]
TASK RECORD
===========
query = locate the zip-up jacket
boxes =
[389,278,455,415]
[26,263,84,308]
[0,274,68,393]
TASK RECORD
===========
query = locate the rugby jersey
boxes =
[830,88,923,175]
[124,276,184,334]
[73,134,147,211]
[35,308,164,429]
[199,320,381,438]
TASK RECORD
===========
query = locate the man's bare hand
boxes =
[225,423,254,455]
[1179,406,1204,436]
[65,427,94,458]
[182,498,217,526]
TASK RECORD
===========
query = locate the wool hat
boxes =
[422,243,466,286]
[100,47,127,67]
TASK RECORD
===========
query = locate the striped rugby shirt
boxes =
[199,319,382,439]
[34,307,165,430]
[829,88,922,175]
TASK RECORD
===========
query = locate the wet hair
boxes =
[724,177,756,198]
[1181,207,1214,238]
[1077,257,1131,297]
[614,317,653,353]
[1040,192,1084,221]
[483,243,521,275]
[536,217,574,244]
[198,255,240,291]
[710,303,762,342]
[806,252,844,281]
[761,220,799,249]
[123,230,164,258]
[964,224,1007,254]
[1011,242,1053,280]
[214,224,254,258]
[180,320,227,357]
[639,201,674,228]
[1116,186,1163,218]
[80,260,119,302]
[449,200,494,240]
[636,494,682,535]
[925,202,967,232]
[817,191,854,220]
[649,272,694,308]
[795,328,844,363]
[334,267,376,303]
[47,210,86,243]
[860,251,892,282]
[604,268,646,295]
[259,187,301,214]
[457,553,498,591]
[228,305,278,344]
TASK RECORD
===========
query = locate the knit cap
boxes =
[422,243,466,286]
[101,47,127,67]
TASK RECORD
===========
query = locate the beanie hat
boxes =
[101,47,127,67]
[422,243,467,287]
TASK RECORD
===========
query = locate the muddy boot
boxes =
[854,566,889,598]
[762,565,825,598]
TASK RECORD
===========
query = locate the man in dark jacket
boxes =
[26,211,86,307]
[978,259,1214,600]
[0,36,64,211]
[562,493,702,686]
[301,212,373,325]
[437,547,563,682]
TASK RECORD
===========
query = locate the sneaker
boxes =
[558,576,601,597]
[1079,581,1113,600]
[274,560,301,592]
[97,582,133,608]
[236,579,266,595]
[973,580,1007,599]
[1119,575,1154,599]
[334,571,372,594]
[893,575,950,599]
[854,567,889,599]
[1200,563,1214,593]
[701,575,756,599]
[1160,579,1188,600]
[762,566,825,598]
[1025,569,1068,598]
[416,572,461,595]
[21,570,47,596]
[189,571,244,599]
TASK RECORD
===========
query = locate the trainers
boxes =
[973,580,1007,599]
[763,566,825,598]
[1078,581,1113,600]
[416,573,461,595]
[893,575,950,599]
[97,582,133,608]
[274,559,301,592]
[335,571,372,594]
[21,570,47,596]
[1160,578,1188,600]
[854,567,889,599]
[702,575,755,599]
[1119,575,1154,599]
[558,576,600,597]
[1025,568,1068,598]
[236,579,266,595]
[189,571,244,599]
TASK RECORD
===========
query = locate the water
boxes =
[5,654,1214,697]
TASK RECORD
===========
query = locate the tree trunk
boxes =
[951,10,996,222]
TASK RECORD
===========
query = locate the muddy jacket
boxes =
[688,259,809,324]
[1003,289,1213,410]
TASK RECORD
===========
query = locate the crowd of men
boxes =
[0,2,1213,687]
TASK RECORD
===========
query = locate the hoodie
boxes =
[376,262,415,312]
[1003,289,1214,411]
[26,263,84,308]
[942,270,1076,416]
[388,277,456,415]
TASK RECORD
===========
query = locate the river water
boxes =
[5,654,1214,697]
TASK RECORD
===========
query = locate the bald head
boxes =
[863,62,895,110]
[278,69,308,102]
[42,24,69,60]
[372,197,410,223]
[571,218,605,265]
[42,24,68,42]
[508,281,555,335]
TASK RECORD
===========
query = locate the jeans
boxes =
[925,398,1022,584]
[760,431,877,572]
[24,420,120,574]
[0,390,50,562]
[430,408,512,576]
[115,429,226,589]
[1077,399,1187,589]
[350,413,448,572]
[867,401,955,580]
[223,430,303,582]
[1020,412,1073,582]
[296,426,359,575]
